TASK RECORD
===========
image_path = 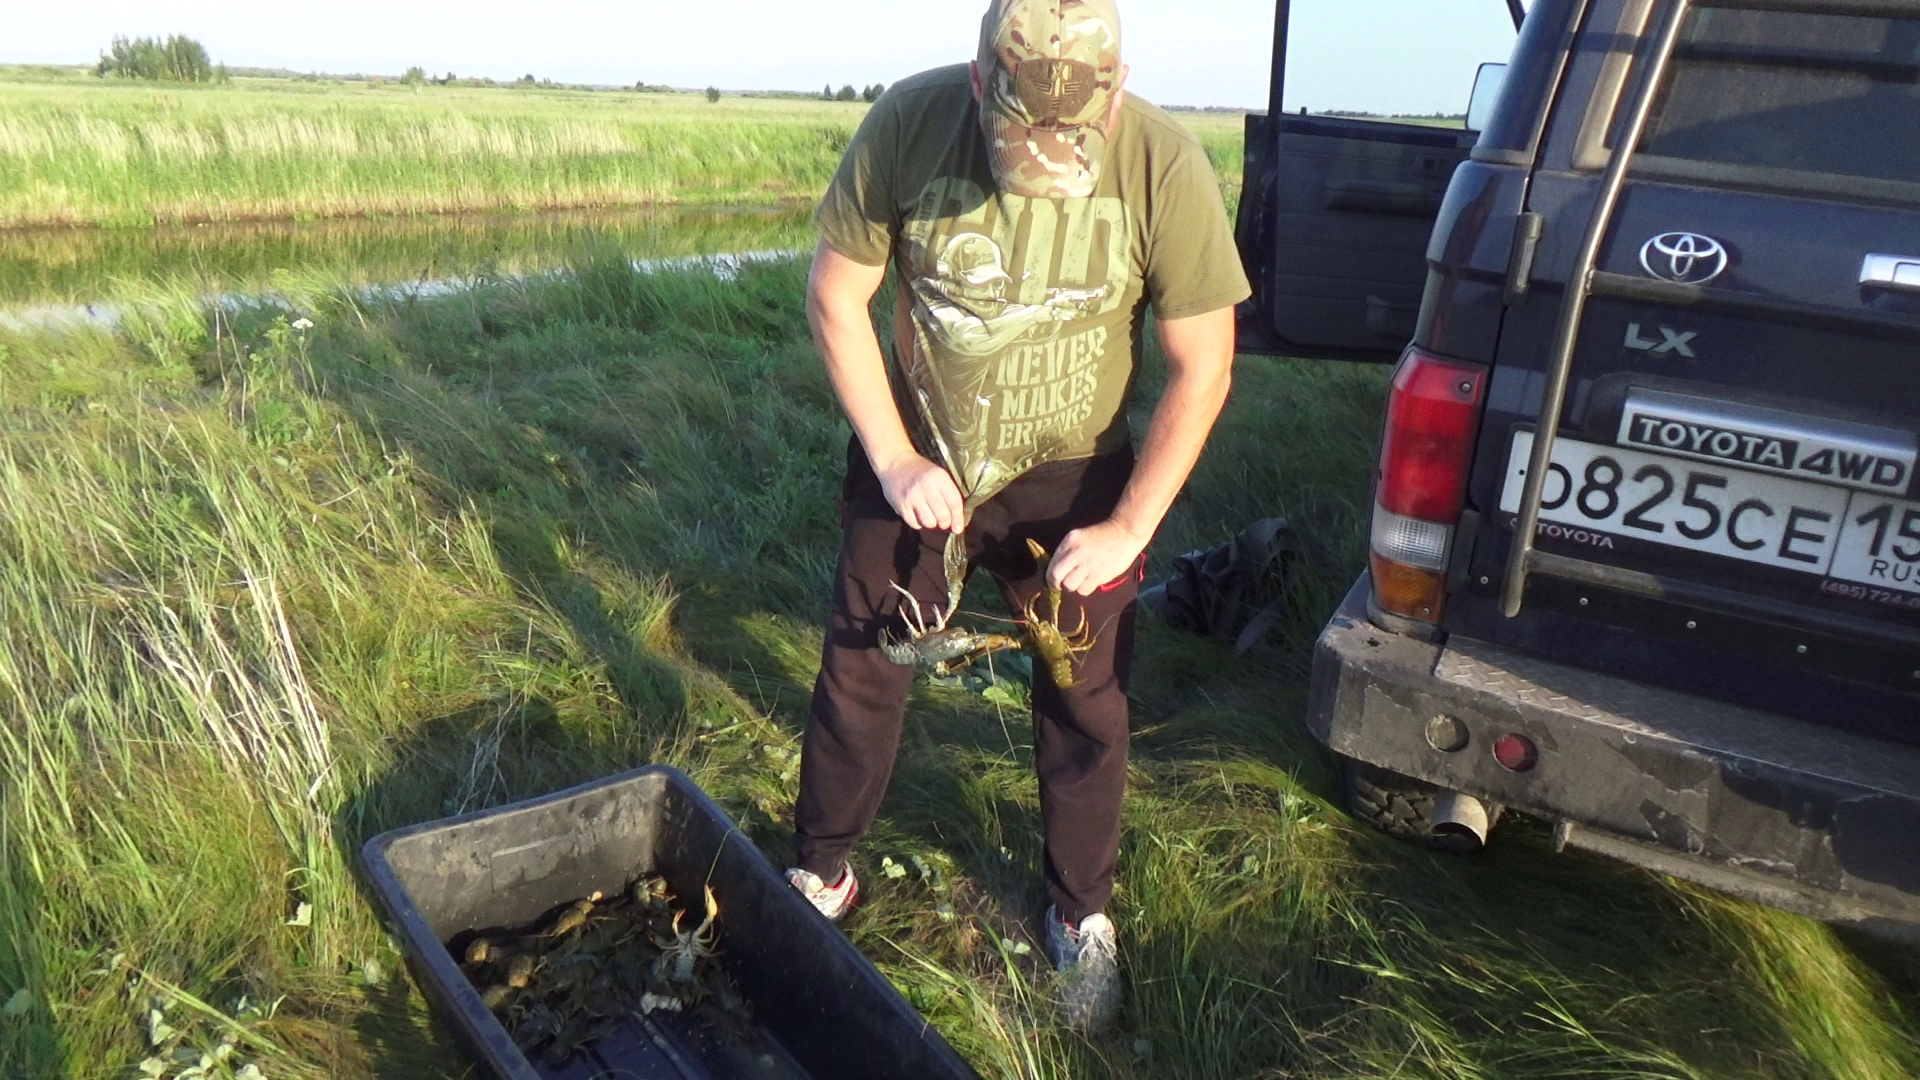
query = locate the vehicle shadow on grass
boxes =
[0,849,66,1079]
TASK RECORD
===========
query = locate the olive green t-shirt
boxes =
[815,63,1251,507]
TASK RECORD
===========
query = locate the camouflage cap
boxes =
[977,0,1123,199]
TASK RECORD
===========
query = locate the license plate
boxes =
[1500,432,1920,598]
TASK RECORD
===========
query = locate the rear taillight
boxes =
[1370,347,1486,623]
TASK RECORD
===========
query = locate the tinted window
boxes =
[1476,0,1581,159]
[1639,7,1920,186]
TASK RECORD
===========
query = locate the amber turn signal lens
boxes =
[1370,552,1448,622]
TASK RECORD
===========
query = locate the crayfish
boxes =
[652,884,720,988]
[877,526,1023,675]
[1020,539,1098,690]
[454,874,757,1064]
[877,583,1022,676]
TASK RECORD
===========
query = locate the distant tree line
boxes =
[391,73,687,93]
[1322,109,1467,120]
[822,84,886,102]
[95,35,225,82]
[105,52,873,101]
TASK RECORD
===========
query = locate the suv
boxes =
[1237,0,1920,940]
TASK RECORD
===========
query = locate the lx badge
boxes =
[1623,322,1697,358]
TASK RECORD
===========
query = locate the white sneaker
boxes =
[1044,906,1121,1032]
[785,865,859,922]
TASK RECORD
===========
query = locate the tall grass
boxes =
[1168,110,1247,214]
[0,75,1245,230]
[1,257,1914,1079]
[0,79,862,228]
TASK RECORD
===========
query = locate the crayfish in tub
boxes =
[452,875,759,1064]
[651,884,719,988]
[1019,539,1098,690]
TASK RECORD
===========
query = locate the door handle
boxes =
[1861,253,1920,293]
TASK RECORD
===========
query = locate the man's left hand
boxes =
[1048,519,1149,596]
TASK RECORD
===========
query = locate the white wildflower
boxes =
[146,1006,178,1046]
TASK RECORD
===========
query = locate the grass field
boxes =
[0,71,1246,231]
[0,75,859,228]
[2,255,1917,1080]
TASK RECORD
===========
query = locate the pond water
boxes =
[0,203,817,311]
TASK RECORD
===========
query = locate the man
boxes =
[789,0,1248,1030]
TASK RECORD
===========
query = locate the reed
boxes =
[0,78,860,228]
[0,74,1245,231]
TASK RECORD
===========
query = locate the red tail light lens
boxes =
[1493,733,1539,772]
[1369,348,1487,623]
[1378,349,1487,522]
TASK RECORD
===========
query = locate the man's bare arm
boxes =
[807,239,966,532]
[1048,305,1236,595]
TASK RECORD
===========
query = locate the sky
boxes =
[4,0,1520,114]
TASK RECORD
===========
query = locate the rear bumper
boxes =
[1310,574,1920,942]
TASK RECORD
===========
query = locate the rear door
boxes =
[1453,0,1920,741]
[1236,0,1522,359]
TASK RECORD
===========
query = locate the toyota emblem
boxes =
[1639,232,1729,285]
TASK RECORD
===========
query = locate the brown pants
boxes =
[793,440,1139,923]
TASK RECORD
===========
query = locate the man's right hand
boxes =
[875,452,966,533]
[809,240,964,534]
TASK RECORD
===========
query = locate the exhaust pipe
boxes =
[1429,789,1492,849]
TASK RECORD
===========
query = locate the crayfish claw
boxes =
[1023,538,1066,614]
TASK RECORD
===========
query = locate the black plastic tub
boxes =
[360,766,981,1080]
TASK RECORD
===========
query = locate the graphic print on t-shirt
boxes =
[899,174,1135,505]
